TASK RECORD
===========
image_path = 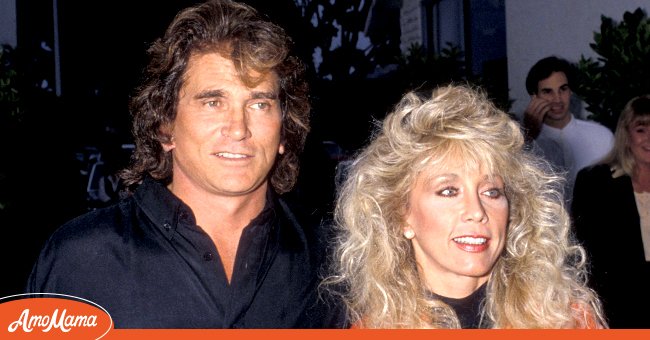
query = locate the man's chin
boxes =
[547,111,568,120]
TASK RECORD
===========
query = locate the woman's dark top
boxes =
[572,164,650,328]
[428,283,487,329]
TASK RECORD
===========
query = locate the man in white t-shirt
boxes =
[522,56,614,203]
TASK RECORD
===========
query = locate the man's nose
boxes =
[221,109,251,140]
[550,91,561,102]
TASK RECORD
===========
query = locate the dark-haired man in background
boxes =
[522,56,614,202]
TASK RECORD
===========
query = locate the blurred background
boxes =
[1,0,648,297]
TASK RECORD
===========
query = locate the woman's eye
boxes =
[483,188,503,198]
[437,187,457,197]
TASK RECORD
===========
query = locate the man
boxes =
[522,56,614,202]
[27,0,343,328]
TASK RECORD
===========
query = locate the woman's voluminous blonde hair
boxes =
[325,85,606,328]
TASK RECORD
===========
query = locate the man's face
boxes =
[163,52,284,199]
[536,71,572,127]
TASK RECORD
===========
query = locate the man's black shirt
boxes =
[27,177,344,328]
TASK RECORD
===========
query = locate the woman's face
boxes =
[404,159,509,298]
[628,119,650,168]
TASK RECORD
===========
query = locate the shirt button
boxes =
[162,222,171,230]
[203,252,214,261]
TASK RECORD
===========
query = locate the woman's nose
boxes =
[462,194,488,223]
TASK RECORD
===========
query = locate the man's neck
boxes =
[168,180,270,283]
[168,181,269,234]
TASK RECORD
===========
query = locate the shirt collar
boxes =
[133,176,192,240]
[133,176,278,240]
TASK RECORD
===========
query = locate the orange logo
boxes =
[0,293,113,339]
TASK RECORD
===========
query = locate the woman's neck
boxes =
[423,274,488,299]
[633,164,650,193]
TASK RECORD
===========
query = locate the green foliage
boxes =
[296,0,375,80]
[395,42,511,112]
[0,44,21,125]
[0,44,19,212]
[397,42,466,90]
[574,8,650,131]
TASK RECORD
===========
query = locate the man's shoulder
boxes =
[47,198,136,248]
[572,117,614,136]
[569,118,614,154]
[276,194,333,256]
[276,194,320,230]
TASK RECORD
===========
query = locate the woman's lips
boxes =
[452,236,489,252]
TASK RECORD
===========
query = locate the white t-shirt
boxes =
[536,115,615,202]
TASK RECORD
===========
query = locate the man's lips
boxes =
[213,152,251,159]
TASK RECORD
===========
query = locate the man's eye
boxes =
[250,102,270,110]
[206,100,221,107]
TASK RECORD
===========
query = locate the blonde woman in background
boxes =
[572,94,650,328]
[325,85,606,328]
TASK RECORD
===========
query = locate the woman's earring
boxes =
[403,229,415,239]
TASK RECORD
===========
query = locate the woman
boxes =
[572,95,650,328]
[325,85,605,328]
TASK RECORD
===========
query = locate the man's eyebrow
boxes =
[540,83,569,92]
[193,89,278,100]
[194,89,225,100]
[250,91,279,100]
